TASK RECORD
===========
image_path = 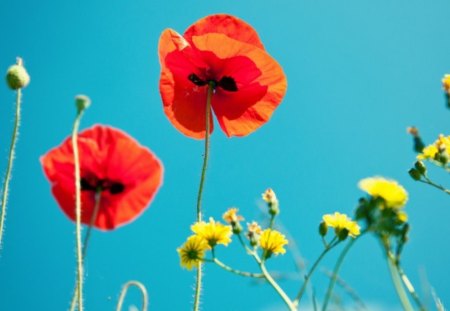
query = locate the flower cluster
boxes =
[320,212,360,240]
[416,134,450,165]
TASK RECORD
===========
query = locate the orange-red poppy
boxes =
[41,125,163,230]
[158,14,287,139]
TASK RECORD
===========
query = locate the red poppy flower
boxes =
[41,125,163,230]
[158,14,287,139]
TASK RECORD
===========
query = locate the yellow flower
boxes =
[191,218,232,247]
[223,208,244,224]
[417,134,450,160]
[177,235,210,270]
[359,177,408,208]
[397,211,408,223]
[322,212,360,237]
[247,221,263,235]
[442,74,450,93]
[259,229,288,255]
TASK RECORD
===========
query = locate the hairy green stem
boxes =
[322,237,358,311]
[193,82,214,311]
[419,177,450,195]
[293,238,339,306]
[0,88,21,252]
[396,265,426,311]
[115,280,149,311]
[71,108,87,311]
[69,192,101,311]
[209,257,264,278]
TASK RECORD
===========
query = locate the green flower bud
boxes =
[414,161,426,175]
[337,228,349,241]
[6,58,30,90]
[408,168,421,181]
[319,221,328,236]
[75,95,91,113]
[231,222,243,235]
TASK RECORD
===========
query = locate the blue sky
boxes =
[1,1,450,310]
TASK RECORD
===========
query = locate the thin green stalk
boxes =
[396,265,426,311]
[115,280,148,311]
[293,238,339,306]
[0,88,21,252]
[259,261,297,311]
[208,257,264,278]
[69,192,102,311]
[193,82,214,311]
[322,237,358,311]
[419,177,450,195]
[71,108,87,311]
[386,252,414,311]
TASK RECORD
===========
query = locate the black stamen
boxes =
[188,73,207,86]
[218,76,238,92]
[109,182,125,194]
[80,178,96,191]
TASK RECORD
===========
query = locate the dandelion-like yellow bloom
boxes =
[259,229,288,255]
[322,212,360,237]
[191,218,232,247]
[442,74,450,93]
[417,134,450,161]
[177,235,210,270]
[359,177,408,208]
[262,188,277,204]
[223,208,244,224]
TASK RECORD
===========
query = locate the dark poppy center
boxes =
[81,177,125,195]
[188,73,238,92]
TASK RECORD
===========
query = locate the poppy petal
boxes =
[159,29,214,139]
[184,14,264,49]
[191,33,287,137]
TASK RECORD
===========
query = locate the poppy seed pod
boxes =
[75,95,91,113]
[6,59,30,90]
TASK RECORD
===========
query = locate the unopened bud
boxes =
[337,228,349,241]
[319,221,328,236]
[75,95,91,113]
[408,168,421,181]
[414,161,426,175]
[6,58,30,90]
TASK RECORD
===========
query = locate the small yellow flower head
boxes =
[262,188,279,215]
[397,211,408,223]
[417,144,438,160]
[191,218,232,247]
[442,74,450,94]
[259,229,288,256]
[417,134,450,163]
[177,235,210,270]
[322,212,360,238]
[6,58,30,90]
[246,221,263,246]
[358,177,408,209]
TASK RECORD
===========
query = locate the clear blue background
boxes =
[1,1,449,310]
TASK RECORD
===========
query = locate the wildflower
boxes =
[223,208,244,234]
[158,14,287,138]
[177,235,210,270]
[246,221,263,246]
[417,134,450,163]
[41,125,164,230]
[442,74,450,94]
[322,212,360,238]
[191,218,232,247]
[259,229,288,256]
[262,188,279,215]
[397,211,408,223]
[358,177,408,209]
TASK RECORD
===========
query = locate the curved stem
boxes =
[71,108,86,311]
[0,88,21,252]
[322,237,359,311]
[419,177,450,195]
[69,192,102,311]
[115,280,149,311]
[259,261,297,311]
[209,257,264,278]
[386,252,414,311]
[293,239,339,306]
[193,82,214,311]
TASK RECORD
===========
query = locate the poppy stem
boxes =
[193,82,214,311]
[69,192,102,311]
[0,88,21,252]
[115,280,149,311]
[71,105,88,311]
